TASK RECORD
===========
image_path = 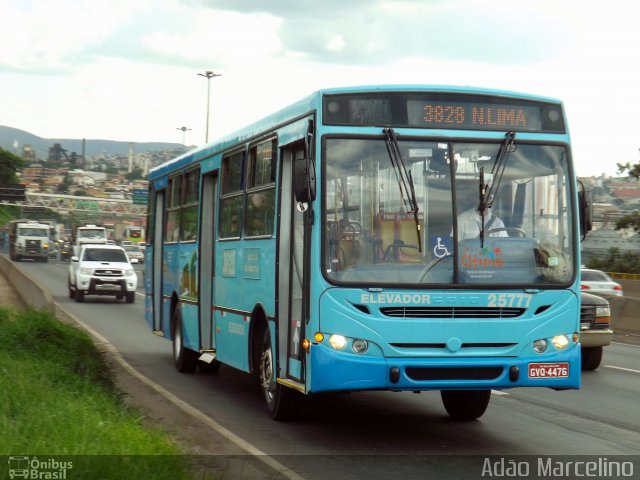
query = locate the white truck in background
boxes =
[73,224,108,256]
[8,219,52,262]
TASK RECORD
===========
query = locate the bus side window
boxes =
[244,139,276,237]
[219,150,245,239]
[219,196,243,238]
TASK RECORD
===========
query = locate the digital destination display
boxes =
[323,92,565,133]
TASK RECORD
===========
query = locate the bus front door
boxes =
[151,190,164,333]
[277,145,308,386]
[199,172,216,353]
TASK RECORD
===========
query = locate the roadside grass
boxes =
[0,307,199,478]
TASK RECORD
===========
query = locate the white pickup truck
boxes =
[68,244,138,303]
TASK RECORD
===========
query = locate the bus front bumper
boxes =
[308,343,581,392]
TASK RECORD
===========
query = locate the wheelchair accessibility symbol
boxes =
[431,236,453,258]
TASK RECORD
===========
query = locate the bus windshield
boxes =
[323,136,574,286]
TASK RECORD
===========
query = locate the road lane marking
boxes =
[602,365,640,374]
[491,390,509,396]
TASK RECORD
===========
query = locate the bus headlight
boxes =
[552,335,570,350]
[352,339,369,354]
[533,339,548,353]
[329,334,347,350]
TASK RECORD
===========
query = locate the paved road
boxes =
[9,258,640,479]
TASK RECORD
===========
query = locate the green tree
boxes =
[125,167,145,181]
[615,160,640,232]
[0,147,24,184]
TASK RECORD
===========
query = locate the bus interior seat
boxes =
[327,220,365,270]
[375,212,422,263]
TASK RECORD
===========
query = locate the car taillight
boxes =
[580,284,590,290]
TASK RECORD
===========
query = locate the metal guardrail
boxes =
[608,272,640,280]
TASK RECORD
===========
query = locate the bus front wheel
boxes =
[440,390,491,420]
[260,329,298,420]
[172,309,198,373]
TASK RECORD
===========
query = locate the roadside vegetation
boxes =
[586,248,640,274]
[0,307,196,478]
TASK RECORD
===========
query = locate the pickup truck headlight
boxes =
[80,267,93,275]
[595,305,611,323]
[124,269,136,277]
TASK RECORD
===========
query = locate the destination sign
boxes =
[323,92,565,133]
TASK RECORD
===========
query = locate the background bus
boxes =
[145,85,590,421]
[123,225,145,245]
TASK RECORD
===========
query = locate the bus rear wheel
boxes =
[260,329,298,420]
[440,390,491,420]
[172,309,198,373]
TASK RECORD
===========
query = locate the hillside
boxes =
[0,125,184,159]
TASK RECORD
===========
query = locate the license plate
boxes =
[528,362,569,378]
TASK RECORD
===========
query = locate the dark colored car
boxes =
[59,242,72,261]
[579,291,613,370]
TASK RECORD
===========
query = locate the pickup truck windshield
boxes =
[323,137,575,286]
[83,249,128,263]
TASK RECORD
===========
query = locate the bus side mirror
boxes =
[579,188,593,239]
[294,157,316,204]
[294,119,316,204]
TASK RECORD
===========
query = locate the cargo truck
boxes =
[8,219,52,262]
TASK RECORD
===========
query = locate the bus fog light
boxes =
[329,335,347,350]
[533,339,547,353]
[352,339,368,354]
[552,335,570,350]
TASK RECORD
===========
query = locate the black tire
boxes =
[581,346,603,371]
[68,277,76,299]
[441,390,491,420]
[75,289,85,303]
[172,308,198,373]
[125,291,135,304]
[259,329,299,420]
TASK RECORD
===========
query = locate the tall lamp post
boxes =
[176,126,191,146]
[197,70,221,143]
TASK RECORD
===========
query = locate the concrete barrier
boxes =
[606,295,640,335]
[0,254,55,313]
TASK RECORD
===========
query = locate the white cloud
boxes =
[1,0,639,175]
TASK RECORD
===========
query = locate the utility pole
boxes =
[197,71,221,143]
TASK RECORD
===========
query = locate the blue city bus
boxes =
[145,85,591,420]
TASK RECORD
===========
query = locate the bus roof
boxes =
[148,84,563,181]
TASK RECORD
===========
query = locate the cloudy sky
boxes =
[1,0,639,176]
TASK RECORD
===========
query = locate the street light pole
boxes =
[176,126,192,146]
[197,71,221,143]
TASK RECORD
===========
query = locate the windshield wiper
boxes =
[478,131,516,245]
[383,127,422,253]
